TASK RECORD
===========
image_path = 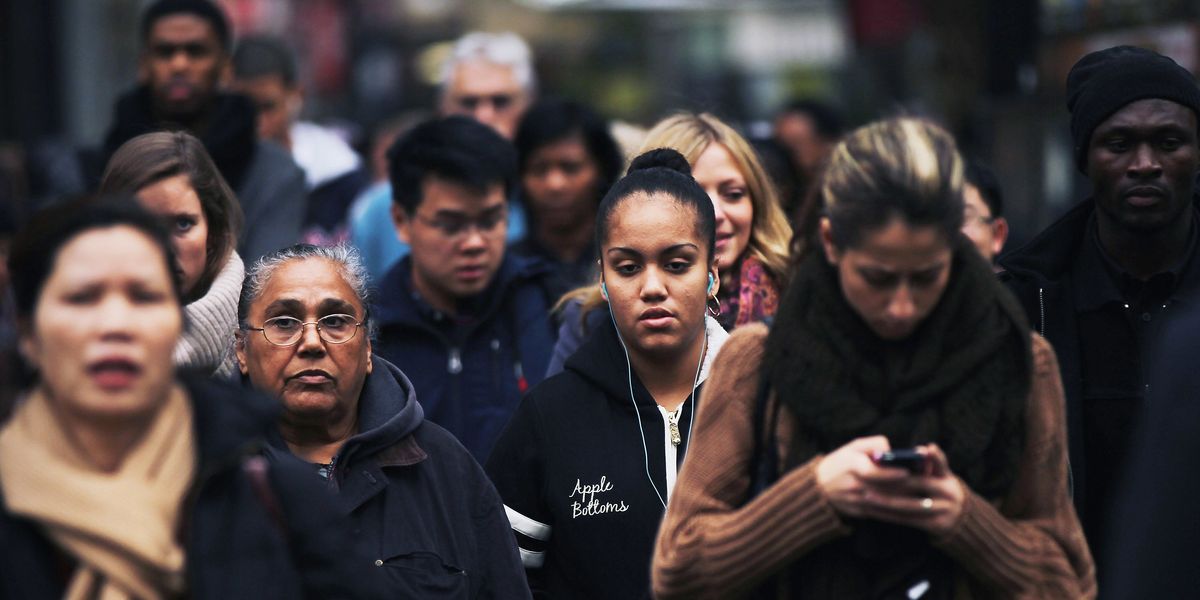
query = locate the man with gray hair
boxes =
[439,31,536,140]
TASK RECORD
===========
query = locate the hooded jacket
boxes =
[373,253,557,462]
[486,315,728,599]
[102,86,306,263]
[0,375,375,599]
[998,197,1200,522]
[271,356,529,599]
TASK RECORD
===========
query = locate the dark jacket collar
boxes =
[1073,210,1200,311]
[998,197,1098,286]
[103,86,257,189]
[258,357,427,473]
[373,252,550,328]
[333,356,425,470]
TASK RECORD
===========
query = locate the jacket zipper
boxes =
[1038,286,1073,499]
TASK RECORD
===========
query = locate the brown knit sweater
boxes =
[652,324,1097,599]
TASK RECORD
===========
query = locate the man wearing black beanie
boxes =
[999,45,1200,584]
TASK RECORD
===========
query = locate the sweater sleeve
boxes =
[931,334,1097,599]
[652,325,851,599]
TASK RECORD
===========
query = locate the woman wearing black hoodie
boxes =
[235,243,529,599]
[486,149,730,599]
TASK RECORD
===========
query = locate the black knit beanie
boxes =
[1066,45,1200,173]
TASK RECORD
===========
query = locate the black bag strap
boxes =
[242,454,288,542]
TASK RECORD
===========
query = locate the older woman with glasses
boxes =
[0,198,371,599]
[235,243,530,598]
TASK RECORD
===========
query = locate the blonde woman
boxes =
[547,113,793,374]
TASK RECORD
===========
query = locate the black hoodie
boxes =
[269,356,530,599]
[486,315,727,600]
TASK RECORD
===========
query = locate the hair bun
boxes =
[627,148,692,177]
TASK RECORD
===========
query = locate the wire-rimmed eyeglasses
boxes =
[245,314,364,346]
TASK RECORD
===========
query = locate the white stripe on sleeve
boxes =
[505,504,551,541]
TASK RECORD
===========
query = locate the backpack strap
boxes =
[242,454,288,542]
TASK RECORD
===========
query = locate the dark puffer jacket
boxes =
[0,375,377,600]
[373,254,556,462]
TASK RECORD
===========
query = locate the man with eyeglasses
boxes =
[439,32,536,141]
[100,0,305,264]
[373,116,556,463]
[342,31,535,283]
[961,160,1009,265]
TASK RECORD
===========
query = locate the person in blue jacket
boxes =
[373,116,556,462]
[235,243,530,598]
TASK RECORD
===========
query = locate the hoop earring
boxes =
[706,293,722,317]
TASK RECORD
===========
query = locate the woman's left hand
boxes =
[857,443,967,537]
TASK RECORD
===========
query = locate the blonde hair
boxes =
[555,112,794,322]
[822,117,964,250]
[639,113,792,282]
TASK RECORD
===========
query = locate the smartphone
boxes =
[874,448,926,474]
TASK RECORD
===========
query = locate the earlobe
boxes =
[819,218,840,264]
[992,217,1010,257]
[17,337,35,370]
[234,333,249,375]
[392,205,411,244]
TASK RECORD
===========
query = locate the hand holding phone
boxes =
[873,448,927,474]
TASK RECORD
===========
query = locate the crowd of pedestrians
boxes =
[2,0,1199,597]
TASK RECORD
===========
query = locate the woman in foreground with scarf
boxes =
[652,118,1095,599]
[0,198,372,599]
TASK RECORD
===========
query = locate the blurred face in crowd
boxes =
[141,14,227,121]
[232,73,300,147]
[394,176,508,314]
[774,112,833,176]
[821,217,953,341]
[961,183,1008,263]
[136,174,209,300]
[602,195,717,360]
[522,135,601,233]
[22,226,182,424]
[1088,98,1200,234]
[237,258,372,430]
[693,143,754,274]
[441,60,529,140]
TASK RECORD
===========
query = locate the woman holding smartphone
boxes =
[652,118,1095,599]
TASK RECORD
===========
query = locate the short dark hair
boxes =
[964,160,1004,218]
[780,99,845,140]
[9,197,181,320]
[141,0,231,51]
[597,148,717,264]
[386,116,517,213]
[232,36,297,86]
[515,98,623,201]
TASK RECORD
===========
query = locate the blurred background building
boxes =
[2,0,1199,244]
